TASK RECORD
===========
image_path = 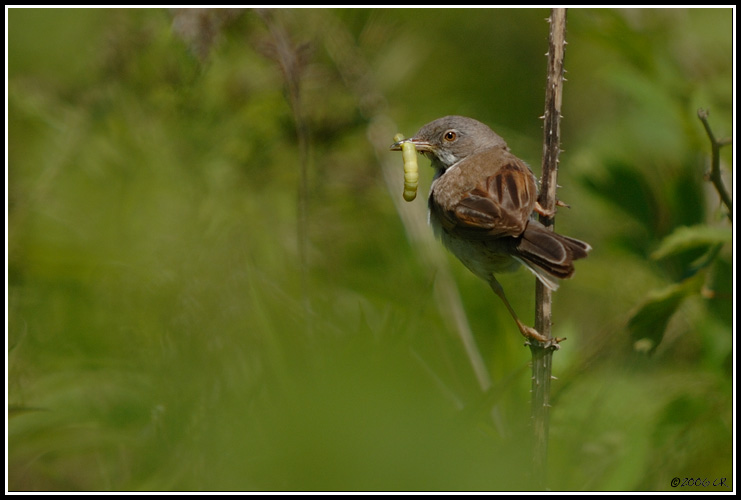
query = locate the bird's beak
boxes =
[389,137,434,153]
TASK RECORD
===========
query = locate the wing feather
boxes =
[441,158,537,239]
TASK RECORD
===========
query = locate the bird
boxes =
[390,115,591,344]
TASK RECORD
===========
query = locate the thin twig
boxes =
[256,9,314,332]
[530,8,567,490]
[697,108,732,222]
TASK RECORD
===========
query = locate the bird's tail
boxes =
[514,219,591,291]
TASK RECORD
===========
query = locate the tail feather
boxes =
[515,220,591,289]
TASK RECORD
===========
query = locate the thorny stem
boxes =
[530,8,567,490]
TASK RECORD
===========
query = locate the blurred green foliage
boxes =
[8,8,733,491]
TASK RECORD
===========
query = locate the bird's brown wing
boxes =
[433,152,538,240]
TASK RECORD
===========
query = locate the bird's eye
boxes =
[443,130,457,142]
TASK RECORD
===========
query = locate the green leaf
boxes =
[629,273,705,354]
[651,224,731,261]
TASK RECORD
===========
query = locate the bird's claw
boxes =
[534,199,570,219]
[520,324,565,350]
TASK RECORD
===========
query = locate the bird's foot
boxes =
[520,324,565,350]
[534,199,570,219]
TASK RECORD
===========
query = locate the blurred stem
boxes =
[257,9,313,332]
[322,15,493,395]
[530,8,567,490]
[697,108,732,222]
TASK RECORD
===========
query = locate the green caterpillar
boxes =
[394,133,419,202]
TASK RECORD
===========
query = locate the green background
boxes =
[7,8,734,491]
